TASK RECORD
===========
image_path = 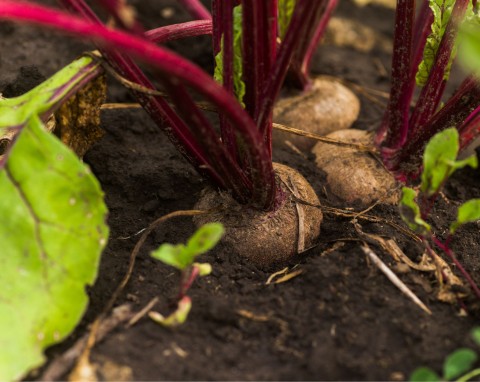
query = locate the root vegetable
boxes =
[313,129,399,207]
[273,76,360,151]
[193,163,322,266]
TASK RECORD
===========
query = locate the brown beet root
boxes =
[312,129,399,207]
[273,76,360,151]
[193,163,322,266]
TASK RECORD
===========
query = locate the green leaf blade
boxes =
[471,327,480,346]
[444,348,478,380]
[415,0,456,86]
[0,116,108,380]
[151,243,188,270]
[400,187,431,234]
[278,0,296,39]
[213,5,245,106]
[450,199,480,234]
[410,367,441,382]
[186,222,224,256]
[421,128,477,196]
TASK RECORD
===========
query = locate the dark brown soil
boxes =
[2,1,480,380]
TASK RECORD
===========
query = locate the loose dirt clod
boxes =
[193,163,322,266]
[273,76,360,151]
[313,128,399,207]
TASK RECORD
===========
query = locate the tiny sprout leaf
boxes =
[450,199,480,234]
[400,187,431,234]
[472,327,480,346]
[443,348,478,380]
[421,128,478,196]
[149,296,192,327]
[186,223,224,257]
[410,367,441,382]
[193,262,212,277]
[151,223,224,270]
[151,243,188,270]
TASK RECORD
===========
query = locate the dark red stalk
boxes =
[388,76,480,177]
[256,0,321,135]
[211,0,222,54]
[178,0,212,20]
[215,0,238,158]
[432,236,480,301]
[161,80,253,202]
[301,0,337,82]
[378,0,415,150]
[64,0,275,207]
[289,0,327,89]
[288,0,338,90]
[12,0,276,207]
[146,20,212,44]
[407,0,469,142]
[459,104,480,150]
[242,0,277,154]
[178,266,200,300]
[57,0,223,187]
[409,0,433,85]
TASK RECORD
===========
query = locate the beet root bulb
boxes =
[193,163,322,266]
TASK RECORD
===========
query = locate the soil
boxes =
[2,0,480,380]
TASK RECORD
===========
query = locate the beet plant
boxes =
[149,223,224,327]
[0,0,350,265]
[0,1,344,377]
[410,327,480,381]
[313,0,480,207]
[272,0,361,151]
[400,128,480,300]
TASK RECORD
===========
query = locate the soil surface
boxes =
[2,1,480,380]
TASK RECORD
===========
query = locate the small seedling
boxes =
[148,223,224,327]
[400,128,480,300]
[410,327,480,381]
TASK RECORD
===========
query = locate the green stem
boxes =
[457,368,480,382]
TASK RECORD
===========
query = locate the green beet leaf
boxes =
[400,187,431,234]
[0,115,108,380]
[213,4,245,106]
[472,327,480,346]
[460,16,480,76]
[421,128,478,197]
[278,0,296,39]
[450,199,480,233]
[151,243,188,270]
[151,223,224,270]
[443,348,478,380]
[186,222,224,256]
[410,367,441,382]
[415,0,456,86]
[0,56,99,127]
